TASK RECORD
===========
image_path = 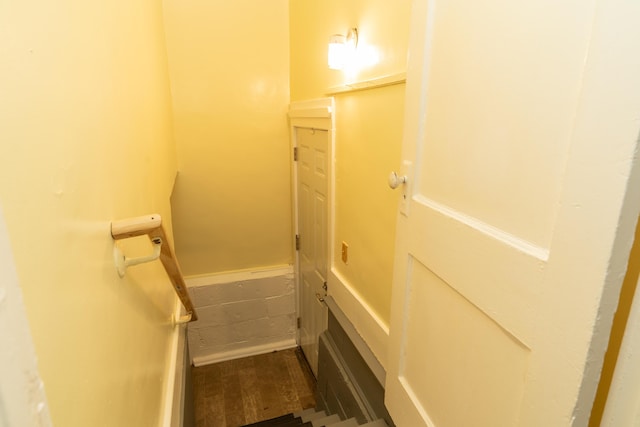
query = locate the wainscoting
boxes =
[186,266,297,366]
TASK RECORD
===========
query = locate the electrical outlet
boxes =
[341,242,349,264]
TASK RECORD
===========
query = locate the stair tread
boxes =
[294,408,318,418]
[241,413,299,426]
[311,413,341,427]
[325,418,359,427]
[301,410,327,422]
[360,420,388,427]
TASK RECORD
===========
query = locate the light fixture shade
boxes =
[328,34,347,70]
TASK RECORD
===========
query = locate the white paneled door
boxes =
[385,0,640,426]
[297,127,329,376]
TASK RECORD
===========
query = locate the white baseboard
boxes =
[327,268,390,370]
[192,338,297,367]
[185,265,293,287]
[160,298,187,427]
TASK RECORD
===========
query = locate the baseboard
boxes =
[192,338,297,367]
[184,265,293,287]
[316,303,395,427]
[327,269,390,370]
[160,299,191,427]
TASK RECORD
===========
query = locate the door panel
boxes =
[401,259,529,427]
[415,0,592,248]
[297,128,329,376]
[386,0,640,426]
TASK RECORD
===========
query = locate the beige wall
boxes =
[163,0,292,277]
[290,0,411,325]
[0,1,178,425]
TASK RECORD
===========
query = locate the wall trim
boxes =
[192,338,297,367]
[326,72,406,95]
[184,265,293,288]
[317,304,395,426]
[328,268,390,370]
[289,98,334,118]
[601,271,640,425]
[325,296,386,386]
[160,298,186,427]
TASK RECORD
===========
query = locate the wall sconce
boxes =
[328,28,358,70]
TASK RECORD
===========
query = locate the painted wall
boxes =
[187,267,296,366]
[0,1,179,425]
[163,0,292,277]
[290,0,411,331]
[290,0,411,101]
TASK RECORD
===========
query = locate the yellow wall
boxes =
[290,0,411,101]
[163,0,292,276]
[0,1,178,425]
[290,0,411,324]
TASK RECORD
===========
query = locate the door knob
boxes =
[388,171,407,189]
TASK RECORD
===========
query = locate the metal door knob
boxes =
[388,171,407,189]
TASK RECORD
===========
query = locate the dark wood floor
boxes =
[193,347,317,427]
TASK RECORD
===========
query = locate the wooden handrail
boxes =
[111,214,198,322]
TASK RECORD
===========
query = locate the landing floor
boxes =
[193,347,317,427]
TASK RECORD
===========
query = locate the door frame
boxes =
[601,247,640,426]
[289,98,336,347]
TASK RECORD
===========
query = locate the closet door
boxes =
[297,127,329,376]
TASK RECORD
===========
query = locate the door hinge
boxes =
[293,147,298,161]
[297,317,301,329]
[296,234,300,250]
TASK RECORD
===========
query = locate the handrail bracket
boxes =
[111,214,198,322]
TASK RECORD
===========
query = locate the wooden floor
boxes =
[193,348,317,427]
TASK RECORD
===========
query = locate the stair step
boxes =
[325,418,358,427]
[301,410,327,423]
[360,420,388,427]
[242,413,301,426]
[294,408,318,418]
[277,418,309,427]
[240,410,388,427]
[311,413,341,427]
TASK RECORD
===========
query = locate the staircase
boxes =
[242,408,388,427]
[242,301,394,427]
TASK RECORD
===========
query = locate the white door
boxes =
[297,127,329,376]
[385,0,640,426]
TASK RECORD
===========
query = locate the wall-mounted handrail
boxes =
[111,214,198,322]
